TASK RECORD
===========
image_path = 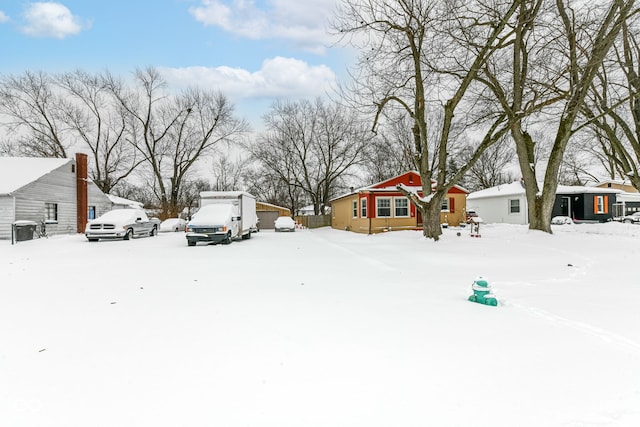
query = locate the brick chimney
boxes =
[76,153,88,233]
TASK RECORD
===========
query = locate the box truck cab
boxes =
[186,191,257,246]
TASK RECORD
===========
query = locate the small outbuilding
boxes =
[256,201,291,230]
[330,171,468,234]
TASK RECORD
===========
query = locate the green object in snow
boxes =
[468,276,498,306]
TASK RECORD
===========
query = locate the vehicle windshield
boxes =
[95,209,140,222]
[276,217,295,224]
[190,204,233,224]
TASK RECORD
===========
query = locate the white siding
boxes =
[0,196,16,239]
[467,195,528,224]
[88,182,113,218]
[13,161,77,236]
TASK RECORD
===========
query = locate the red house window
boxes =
[360,198,367,218]
[376,198,392,217]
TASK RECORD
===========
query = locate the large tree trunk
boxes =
[397,184,444,241]
[422,199,443,241]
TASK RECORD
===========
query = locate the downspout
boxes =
[367,192,372,235]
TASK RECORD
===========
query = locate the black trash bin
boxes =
[13,221,38,242]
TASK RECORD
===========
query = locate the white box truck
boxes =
[186,191,258,246]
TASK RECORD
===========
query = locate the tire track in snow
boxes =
[307,232,398,272]
[504,300,640,354]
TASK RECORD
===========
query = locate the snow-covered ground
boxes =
[1,223,639,426]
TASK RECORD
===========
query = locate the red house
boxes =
[330,171,468,233]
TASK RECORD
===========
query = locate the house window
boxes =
[45,203,58,222]
[441,198,450,212]
[395,197,409,217]
[88,206,96,220]
[594,195,608,214]
[352,200,358,218]
[509,199,520,214]
[376,197,392,217]
[360,198,367,218]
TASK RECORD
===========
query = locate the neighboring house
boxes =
[594,179,638,193]
[256,201,291,230]
[0,154,111,239]
[610,192,640,218]
[296,205,316,216]
[106,194,144,210]
[296,205,331,216]
[553,186,620,222]
[466,181,529,225]
[330,171,469,234]
[467,180,620,224]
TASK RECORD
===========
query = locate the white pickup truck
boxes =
[85,209,160,242]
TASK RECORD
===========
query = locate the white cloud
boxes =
[189,0,337,54]
[20,2,88,39]
[0,10,9,23]
[159,56,337,100]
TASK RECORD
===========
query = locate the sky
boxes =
[1,223,640,426]
[0,0,352,127]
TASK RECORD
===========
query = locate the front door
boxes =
[560,197,571,217]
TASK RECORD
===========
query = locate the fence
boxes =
[294,215,331,229]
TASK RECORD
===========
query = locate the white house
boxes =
[0,154,112,239]
[106,194,144,210]
[467,181,621,224]
[466,181,529,224]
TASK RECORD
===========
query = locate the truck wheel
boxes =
[88,238,98,242]
[150,226,157,237]
[123,229,133,240]
[187,240,196,247]
[223,232,232,245]
[242,231,251,240]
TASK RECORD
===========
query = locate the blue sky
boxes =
[0,0,353,126]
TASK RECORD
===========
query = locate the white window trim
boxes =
[360,198,367,218]
[394,196,410,218]
[595,196,605,214]
[45,202,58,222]
[441,198,450,213]
[509,198,521,214]
[376,197,392,218]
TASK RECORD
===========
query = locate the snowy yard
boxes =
[1,223,639,426]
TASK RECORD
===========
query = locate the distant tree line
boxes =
[2,0,639,236]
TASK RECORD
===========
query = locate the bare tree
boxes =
[107,67,249,217]
[462,138,517,191]
[475,0,636,232]
[242,162,307,215]
[0,70,73,157]
[210,152,245,191]
[179,178,211,219]
[249,98,371,215]
[580,14,640,191]
[332,0,521,240]
[56,69,142,194]
[361,111,417,184]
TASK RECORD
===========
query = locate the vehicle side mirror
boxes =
[136,218,142,222]
[233,216,241,221]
